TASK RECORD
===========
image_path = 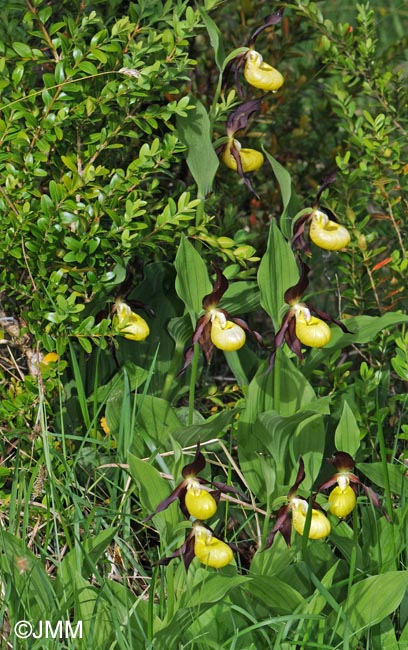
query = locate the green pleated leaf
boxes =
[128,452,171,514]
[249,575,305,613]
[176,406,240,446]
[154,572,248,646]
[304,312,408,374]
[263,148,293,237]
[58,528,116,590]
[175,234,212,321]
[335,400,361,457]
[305,561,340,617]
[167,314,193,349]
[219,280,260,314]
[357,462,406,496]
[177,100,219,198]
[0,531,58,621]
[128,453,180,543]
[237,354,329,499]
[90,362,148,403]
[292,414,326,490]
[240,403,329,493]
[257,219,299,329]
[188,574,249,607]
[341,571,408,634]
[198,8,225,71]
[370,617,399,650]
[135,394,184,448]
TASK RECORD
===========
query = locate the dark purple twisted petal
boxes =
[203,268,229,310]
[182,441,206,478]
[284,261,310,304]
[226,98,262,135]
[247,9,284,46]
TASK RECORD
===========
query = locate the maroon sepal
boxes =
[359,482,383,512]
[231,317,263,346]
[264,504,291,549]
[192,313,212,344]
[247,9,284,47]
[229,143,260,198]
[265,457,306,549]
[113,269,156,317]
[291,212,313,254]
[317,476,338,492]
[202,268,229,310]
[127,299,156,319]
[288,457,306,499]
[157,531,196,570]
[273,311,292,349]
[350,473,388,521]
[285,316,304,363]
[319,206,338,223]
[309,306,353,334]
[327,451,355,472]
[226,98,262,136]
[284,262,310,305]
[179,313,212,374]
[268,311,303,369]
[143,481,188,522]
[178,345,196,376]
[211,481,249,501]
[291,170,337,252]
[182,441,206,478]
[315,170,337,206]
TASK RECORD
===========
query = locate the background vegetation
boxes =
[0,0,407,648]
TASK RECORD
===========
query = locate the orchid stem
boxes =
[224,350,248,388]
[273,348,281,413]
[196,196,205,227]
[376,391,395,525]
[188,343,200,425]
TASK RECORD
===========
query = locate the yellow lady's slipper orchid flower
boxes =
[309,209,351,251]
[194,525,234,568]
[318,452,382,520]
[185,479,218,520]
[328,475,357,518]
[114,299,150,341]
[120,313,150,341]
[269,261,351,368]
[291,498,331,540]
[244,50,284,92]
[181,268,262,373]
[222,139,264,173]
[294,305,332,348]
[210,310,246,351]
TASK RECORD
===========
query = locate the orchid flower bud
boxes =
[185,480,217,520]
[210,311,246,351]
[309,210,351,251]
[194,525,234,568]
[328,475,357,518]
[294,305,332,348]
[222,139,264,173]
[114,299,150,341]
[291,498,331,540]
[244,50,284,92]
